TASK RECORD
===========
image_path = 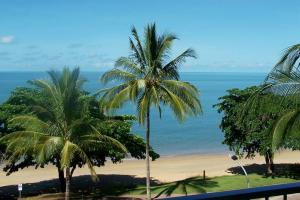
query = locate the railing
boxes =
[163,182,300,200]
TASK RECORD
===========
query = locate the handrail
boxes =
[162,181,300,200]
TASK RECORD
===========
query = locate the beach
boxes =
[1,150,300,187]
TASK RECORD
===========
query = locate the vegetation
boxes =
[262,44,300,151]
[214,86,294,174]
[0,67,159,200]
[100,23,202,199]
[0,87,159,174]
[127,174,298,197]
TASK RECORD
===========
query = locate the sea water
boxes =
[0,72,266,156]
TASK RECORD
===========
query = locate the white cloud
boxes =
[0,36,14,44]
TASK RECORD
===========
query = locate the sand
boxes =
[1,150,300,187]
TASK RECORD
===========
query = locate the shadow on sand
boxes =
[0,174,160,200]
[0,174,220,199]
[227,163,300,179]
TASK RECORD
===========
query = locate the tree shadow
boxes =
[0,174,160,199]
[227,163,300,179]
[153,176,218,198]
[121,176,218,198]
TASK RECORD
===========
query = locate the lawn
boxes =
[15,173,299,199]
[123,174,298,198]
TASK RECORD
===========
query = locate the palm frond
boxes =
[274,44,300,73]
[9,115,49,131]
[35,136,63,164]
[103,85,131,112]
[157,33,177,60]
[88,125,127,153]
[115,57,144,76]
[60,140,98,181]
[137,92,149,124]
[162,80,202,115]
[162,49,197,80]
[131,26,146,67]
[159,85,187,121]
[100,69,137,84]
[272,110,299,150]
[149,86,161,117]
[29,79,60,105]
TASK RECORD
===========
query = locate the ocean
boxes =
[0,72,266,156]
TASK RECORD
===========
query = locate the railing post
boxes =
[283,194,287,200]
[265,196,269,200]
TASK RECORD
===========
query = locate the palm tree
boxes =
[0,67,126,200]
[263,44,300,150]
[100,23,202,199]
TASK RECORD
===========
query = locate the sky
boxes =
[0,0,299,72]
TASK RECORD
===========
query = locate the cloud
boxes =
[0,36,14,44]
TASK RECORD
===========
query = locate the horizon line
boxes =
[0,70,269,73]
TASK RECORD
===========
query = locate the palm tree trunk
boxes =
[70,166,76,181]
[146,109,151,200]
[265,150,274,175]
[65,167,71,200]
[58,168,66,192]
[56,160,66,192]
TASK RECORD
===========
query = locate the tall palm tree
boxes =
[100,23,202,199]
[263,44,300,150]
[0,67,126,200]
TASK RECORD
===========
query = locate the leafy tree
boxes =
[261,44,300,152]
[0,68,159,199]
[0,87,41,136]
[214,86,293,174]
[0,86,159,191]
[100,23,202,199]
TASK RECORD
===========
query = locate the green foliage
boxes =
[1,68,122,183]
[99,23,202,124]
[0,67,159,177]
[99,23,201,199]
[95,120,159,161]
[0,87,41,136]
[262,43,300,151]
[214,86,293,157]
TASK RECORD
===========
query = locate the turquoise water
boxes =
[0,72,266,155]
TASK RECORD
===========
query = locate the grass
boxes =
[16,173,299,199]
[123,174,298,198]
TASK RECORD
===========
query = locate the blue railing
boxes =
[163,182,300,200]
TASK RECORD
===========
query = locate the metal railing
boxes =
[163,182,300,200]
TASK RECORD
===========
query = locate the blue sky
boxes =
[0,0,299,72]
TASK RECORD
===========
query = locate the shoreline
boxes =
[1,150,300,187]
[123,150,229,160]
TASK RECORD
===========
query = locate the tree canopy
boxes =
[214,86,294,159]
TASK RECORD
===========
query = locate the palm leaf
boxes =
[100,69,137,84]
[60,140,98,181]
[272,110,299,150]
